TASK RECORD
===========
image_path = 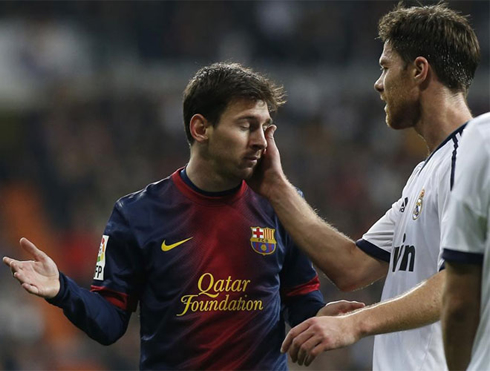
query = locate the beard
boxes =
[385,97,421,131]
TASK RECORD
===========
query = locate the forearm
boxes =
[285,290,325,327]
[442,262,481,370]
[353,270,445,337]
[269,181,386,290]
[47,272,131,345]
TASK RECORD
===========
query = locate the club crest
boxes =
[412,189,425,220]
[250,227,277,255]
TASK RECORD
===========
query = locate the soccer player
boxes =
[441,112,490,370]
[248,3,481,370]
[2,63,363,370]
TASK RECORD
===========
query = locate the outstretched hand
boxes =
[247,125,288,199]
[281,302,365,367]
[3,238,60,299]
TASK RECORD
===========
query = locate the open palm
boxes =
[3,238,60,298]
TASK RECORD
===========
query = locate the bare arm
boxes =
[316,300,365,317]
[442,262,481,370]
[249,126,388,290]
[282,270,446,366]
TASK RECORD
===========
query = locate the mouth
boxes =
[244,155,260,166]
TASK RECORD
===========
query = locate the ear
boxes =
[413,56,430,85]
[189,114,211,143]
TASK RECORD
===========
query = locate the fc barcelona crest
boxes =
[412,188,425,220]
[250,227,277,255]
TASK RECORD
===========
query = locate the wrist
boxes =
[46,271,65,304]
[348,308,372,340]
[267,176,294,204]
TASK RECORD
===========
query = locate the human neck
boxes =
[415,90,472,153]
[185,156,242,193]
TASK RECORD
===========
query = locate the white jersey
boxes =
[441,112,490,371]
[357,125,466,371]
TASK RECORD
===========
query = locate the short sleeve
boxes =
[356,198,405,262]
[442,121,490,261]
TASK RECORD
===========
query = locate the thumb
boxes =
[19,238,49,262]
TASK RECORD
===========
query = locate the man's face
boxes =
[205,98,272,182]
[374,42,419,130]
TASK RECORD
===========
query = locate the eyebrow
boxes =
[237,116,273,125]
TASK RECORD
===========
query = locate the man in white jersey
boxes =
[247,3,482,370]
[441,112,490,370]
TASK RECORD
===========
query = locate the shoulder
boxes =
[115,175,174,212]
[465,112,490,150]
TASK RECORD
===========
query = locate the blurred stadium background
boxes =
[0,1,487,370]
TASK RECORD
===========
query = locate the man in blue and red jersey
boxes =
[3,62,363,370]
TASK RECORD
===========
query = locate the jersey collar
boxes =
[171,167,247,204]
[420,122,467,171]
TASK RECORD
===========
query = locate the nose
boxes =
[374,75,383,93]
[251,128,267,150]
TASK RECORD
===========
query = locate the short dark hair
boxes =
[183,62,286,144]
[378,2,480,93]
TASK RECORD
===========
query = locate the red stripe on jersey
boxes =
[90,285,138,312]
[282,275,320,298]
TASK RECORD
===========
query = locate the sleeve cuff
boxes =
[45,271,68,307]
[356,239,390,262]
[442,248,484,265]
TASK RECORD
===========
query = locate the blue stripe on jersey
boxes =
[450,136,459,190]
[442,248,484,265]
[420,123,467,172]
[356,239,390,262]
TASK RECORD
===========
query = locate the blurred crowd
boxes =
[0,1,488,370]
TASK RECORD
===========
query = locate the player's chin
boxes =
[241,168,255,180]
[387,117,412,130]
[237,165,256,180]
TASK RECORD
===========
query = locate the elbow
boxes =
[329,274,366,292]
[90,331,124,346]
[442,296,472,323]
[330,267,384,292]
[85,321,127,346]
[335,280,364,293]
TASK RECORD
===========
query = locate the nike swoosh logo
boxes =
[161,237,193,252]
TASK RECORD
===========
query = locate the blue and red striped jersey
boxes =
[50,168,324,370]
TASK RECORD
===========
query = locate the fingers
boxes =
[265,124,277,140]
[284,325,316,364]
[339,300,365,314]
[5,259,30,287]
[263,125,278,155]
[281,320,310,353]
[22,282,40,296]
[3,256,15,267]
[296,335,320,366]
[304,353,316,367]
[19,238,49,262]
[320,300,366,316]
[3,256,22,273]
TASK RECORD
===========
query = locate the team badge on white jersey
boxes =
[94,235,109,280]
[412,188,425,220]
